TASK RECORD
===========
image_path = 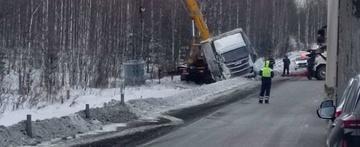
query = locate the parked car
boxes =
[294,51,309,70]
[294,57,308,70]
[317,75,360,147]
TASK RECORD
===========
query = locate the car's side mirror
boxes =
[317,100,335,119]
[320,99,334,108]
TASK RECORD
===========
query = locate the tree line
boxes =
[0,0,326,108]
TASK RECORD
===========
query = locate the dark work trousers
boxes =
[283,65,290,75]
[260,78,272,97]
[307,64,314,79]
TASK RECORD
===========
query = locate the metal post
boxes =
[120,81,125,105]
[26,115,32,138]
[120,66,125,105]
[85,104,90,118]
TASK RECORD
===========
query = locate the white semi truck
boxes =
[201,28,257,81]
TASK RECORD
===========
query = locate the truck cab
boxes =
[201,28,257,81]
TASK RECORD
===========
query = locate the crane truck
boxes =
[180,0,257,83]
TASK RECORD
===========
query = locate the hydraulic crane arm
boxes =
[180,0,256,83]
[184,0,210,41]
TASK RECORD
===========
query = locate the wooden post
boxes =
[121,93,125,105]
[26,115,32,138]
[66,90,70,100]
[171,71,174,81]
[158,68,161,84]
[85,104,90,118]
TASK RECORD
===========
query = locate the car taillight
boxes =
[335,111,342,117]
[342,115,360,129]
[335,110,342,117]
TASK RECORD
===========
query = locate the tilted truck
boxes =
[180,0,257,83]
[201,28,257,81]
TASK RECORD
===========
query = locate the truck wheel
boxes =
[316,65,326,80]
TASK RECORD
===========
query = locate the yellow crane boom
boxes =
[180,0,257,83]
[184,0,210,41]
[180,0,219,83]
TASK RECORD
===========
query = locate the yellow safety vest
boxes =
[262,61,272,78]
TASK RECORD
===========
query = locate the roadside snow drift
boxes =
[0,103,137,147]
[0,76,196,127]
[128,77,257,119]
[0,76,257,147]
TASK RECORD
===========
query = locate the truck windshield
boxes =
[213,33,246,54]
[221,47,249,63]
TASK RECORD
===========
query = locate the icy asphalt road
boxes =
[141,78,328,147]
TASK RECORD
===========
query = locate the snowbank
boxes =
[128,77,256,119]
[0,76,196,126]
[0,103,137,147]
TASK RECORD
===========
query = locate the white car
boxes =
[294,58,308,70]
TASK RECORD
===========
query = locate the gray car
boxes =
[317,75,360,147]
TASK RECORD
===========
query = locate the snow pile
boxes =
[0,102,137,147]
[0,76,195,127]
[128,77,257,119]
[76,100,138,123]
[0,114,101,146]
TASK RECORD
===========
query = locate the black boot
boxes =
[265,96,269,104]
[259,97,263,104]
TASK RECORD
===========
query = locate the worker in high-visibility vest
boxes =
[259,60,274,104]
